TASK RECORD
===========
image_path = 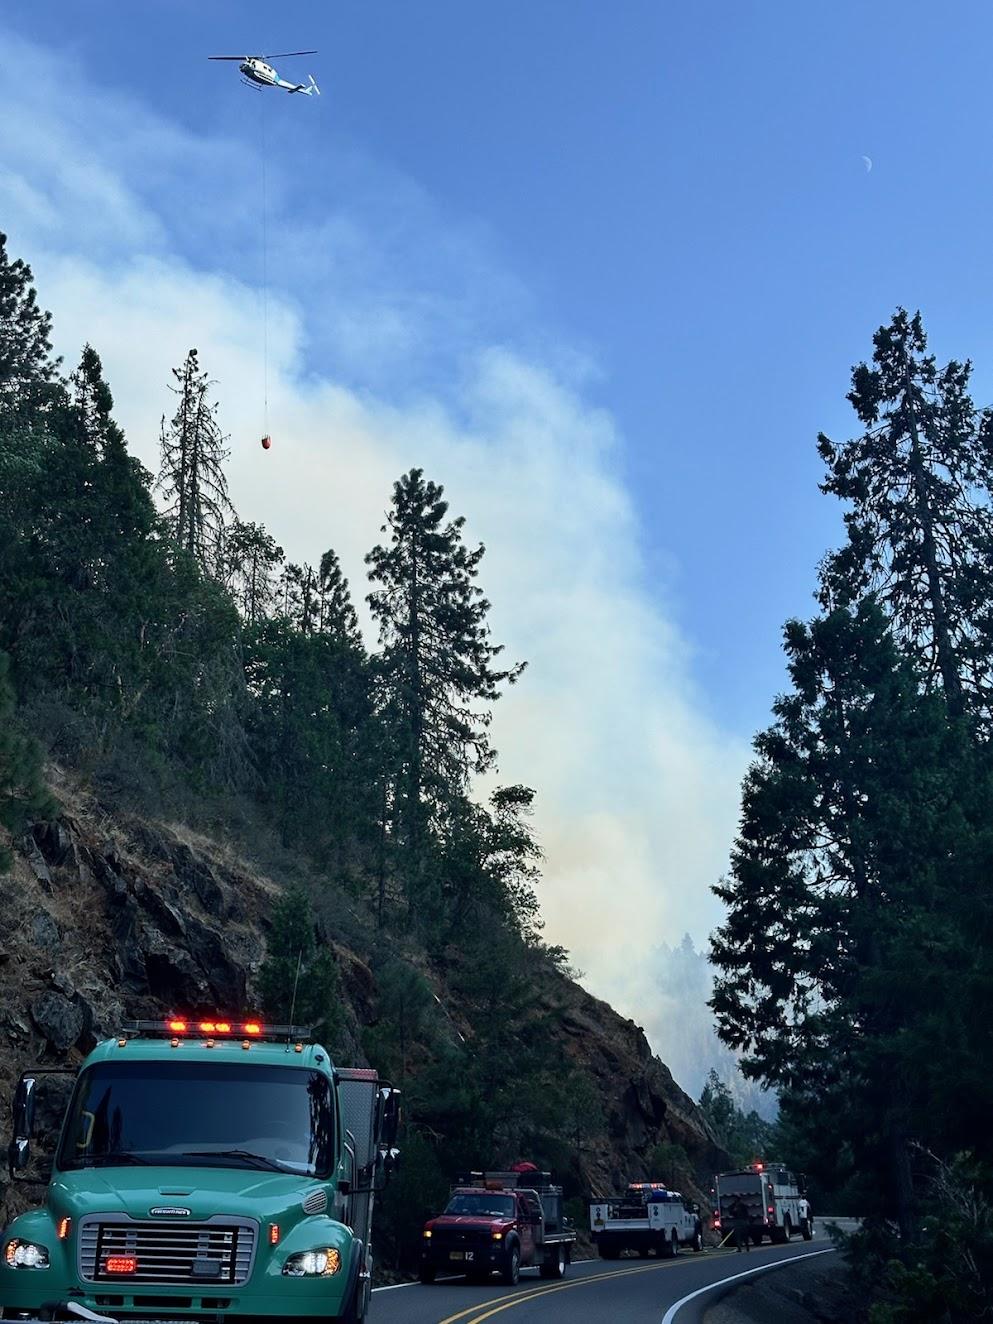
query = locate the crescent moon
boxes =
[862,155,873,173]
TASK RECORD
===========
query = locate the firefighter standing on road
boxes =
[728,1197,751,1252]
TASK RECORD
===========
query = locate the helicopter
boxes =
[208,51,320,95]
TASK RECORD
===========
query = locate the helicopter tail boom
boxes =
[289,74,320,95]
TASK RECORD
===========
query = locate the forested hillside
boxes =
[0,232,726,1272]
[710,310,993,1321]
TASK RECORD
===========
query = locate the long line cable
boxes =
[259,88,270,438]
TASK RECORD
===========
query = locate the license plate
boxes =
[449,1250,474,1261]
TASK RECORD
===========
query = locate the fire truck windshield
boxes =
[445,1193,516,1218]
[58,1061,334,1177]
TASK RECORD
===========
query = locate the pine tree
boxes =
[275,563,322,633]
[486,785,543,941]
[0,653,54,872]
[818,309,993,719]
[72,345,157,546]
[157,350,232,576]
[224,520,284,626]
[697,1069,774,1166]
[258,886,342,1045]
[437,785,543,944]
[366,469,524,903]
[245,545,376,859]
[710,599,988,1237]
[318,549,361,644]
[0,231,59,416]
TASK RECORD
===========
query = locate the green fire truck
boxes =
[0,1017,400,1324]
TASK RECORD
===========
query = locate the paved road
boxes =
[371,1223,846,1324]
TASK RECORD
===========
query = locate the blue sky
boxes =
[5,1,993,1053]
[13,0,993,732]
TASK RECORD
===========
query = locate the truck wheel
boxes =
[800,1218,813,1241]
[418,1266,437,1284]
[540,1244,567,1279]
[661,1231,677,1259]
[502,1244,521,1285]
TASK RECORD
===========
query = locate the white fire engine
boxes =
[713,1162,813,1245]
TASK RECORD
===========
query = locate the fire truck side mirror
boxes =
[8,1075,37,1174]
[380,1147,400,1176]
[380,1088,401,1149]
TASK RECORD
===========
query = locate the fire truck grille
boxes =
[432,1229,494,1250]
[79,1217,257,1285]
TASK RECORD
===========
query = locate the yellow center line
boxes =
[433,1243,798,1324]
[434,1260,679,1324]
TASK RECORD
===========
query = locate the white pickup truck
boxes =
[589,1183,704,1259]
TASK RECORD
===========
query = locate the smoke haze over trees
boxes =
[648,935,775,1119]
[0,230,659,1268]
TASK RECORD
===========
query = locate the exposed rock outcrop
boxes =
[0,773,726,1225]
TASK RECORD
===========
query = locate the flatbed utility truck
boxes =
[712,1162,812,1246]
[589,1183,704,1258]
[419,1168,576,1286]
[1,1017,400,1324]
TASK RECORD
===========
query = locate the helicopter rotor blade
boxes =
[262,50,318,59]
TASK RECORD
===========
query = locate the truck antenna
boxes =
[287,948,303,1044]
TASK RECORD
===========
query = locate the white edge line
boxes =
[659,1247,835,1324]
[372,1275,461,1292]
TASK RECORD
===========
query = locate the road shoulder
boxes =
[702,1253,854,1324]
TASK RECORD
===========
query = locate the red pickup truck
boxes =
[419,1168,577,1285]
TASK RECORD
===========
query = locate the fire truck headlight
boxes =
[4,1240,50,1270]
[282,1248,342,1277]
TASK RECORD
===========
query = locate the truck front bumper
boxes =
[421,1243,506,1274]
[0,1278,355,1322]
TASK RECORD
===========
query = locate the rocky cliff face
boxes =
[0,769,726,1227]
[544,978,729,1201]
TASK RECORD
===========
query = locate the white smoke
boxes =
[0,26,749,1083]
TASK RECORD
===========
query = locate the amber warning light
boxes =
[121,1019,312,1043]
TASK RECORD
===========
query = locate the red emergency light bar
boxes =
[104,1256,137,1274]
[121,1019,312,1043]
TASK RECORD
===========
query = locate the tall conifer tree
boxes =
[318,549,361,645]
[0,231,59,416]
[709,601,983,1236]
[225,520,284,626]
[365,468,524,902]
[818,309,993,718]
[157,350,232,576]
